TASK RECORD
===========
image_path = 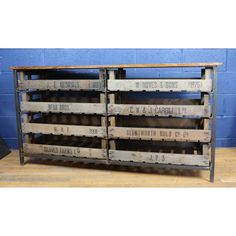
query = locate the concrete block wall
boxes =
[0,48,235,148]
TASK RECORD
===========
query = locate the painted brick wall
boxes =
[0,48,235,148]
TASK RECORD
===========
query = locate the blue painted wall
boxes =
[0,48,235,148]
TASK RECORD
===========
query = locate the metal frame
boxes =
[12,64,219,182]
[210,66,218,182]
[103,69,110,164]
[13,70,24,165]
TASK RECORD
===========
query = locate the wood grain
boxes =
[0,148,235,187]
[11,62,222,70]
[21,102,106,114]
[22,123,106,137]
[108,70,117,150]
[109,150,209,166]
[108,127,211,142]
[19,80,105,91]
[23,144,106,159]
[108,104,210,117]
[108,79,212,92]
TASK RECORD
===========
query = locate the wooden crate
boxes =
[109,139,209,166]
[24,135,106,160]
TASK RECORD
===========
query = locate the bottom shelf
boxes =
[22,135,210,168]
[109,150,209,167]
[22,143,209,167]
[22,152,210,171]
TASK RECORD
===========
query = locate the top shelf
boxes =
[11,62,222,71]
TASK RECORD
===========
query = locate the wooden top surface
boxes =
[11,62,222,70]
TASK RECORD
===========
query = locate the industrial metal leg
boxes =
[210,66,218,182]
[210,166,215,182]
[13,70,24,165]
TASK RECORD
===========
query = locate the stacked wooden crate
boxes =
[107,67,213,168]
[12,63,221,182]
[15,69,108,164]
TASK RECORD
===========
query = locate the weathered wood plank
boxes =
[109,150,209,166]
[21,102,106,114]
[108,70,117,150]
[11,62,222,70]
[202,69,211,155]
[20,72,31,144]
[108,127,211,142]
[19,80,104,91]
[99,69,107,149]
[108,79,212,92]
[23,143,106,159]
[108,104,210,117]
[22,123,106,137]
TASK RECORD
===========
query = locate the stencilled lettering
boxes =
[47,103,70,112]
[89,128,98,134]
[127,105,190,116]
[160,130,172,138]
[188,81,202,89]
[126,129,157,137]
[48,104,58,111]
[133,81,179,90]
[59,81,80,89]
[43,145,80,156]
[43,146,58,154]
[53,126,70,134]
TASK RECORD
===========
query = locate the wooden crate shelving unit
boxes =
[12,63,221,182]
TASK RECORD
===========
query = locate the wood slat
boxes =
[108,104,210,117]
[11,62,222,70]
[108,70,117,150]
[108,127,211,142]
[23,143,106,159]
[108,79,212,92]
[109,150,209,166]
[22,123,106,137]
[20,73,31,144]
[19,80,104,91]
[21,102,106,114]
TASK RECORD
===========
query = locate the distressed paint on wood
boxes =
[109,150,209,166]
[22,123,106,137]
[23,143,106,159]
[19,80,104,91]
[108,104,210,117]
[108,127,211,142]
[21,102,106,114]
[108,79,212,92]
